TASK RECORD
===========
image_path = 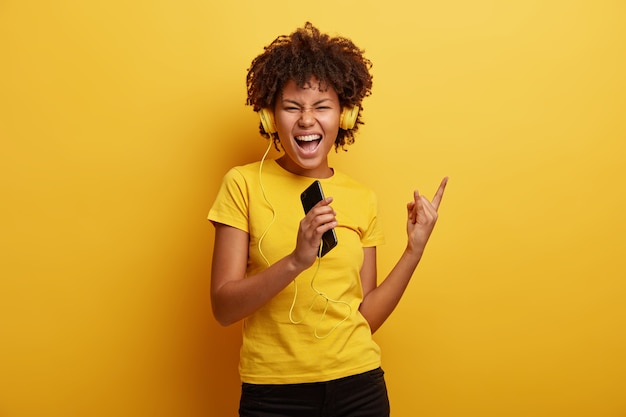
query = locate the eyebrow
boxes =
[281,98,333,106]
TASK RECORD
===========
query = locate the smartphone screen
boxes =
[300,180,338,257]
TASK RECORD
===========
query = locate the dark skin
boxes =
[211,79,448,331]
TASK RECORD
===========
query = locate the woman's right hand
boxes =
[292,197,337,269]
[211,197,336,326]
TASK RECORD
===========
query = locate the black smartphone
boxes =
[300,180,338,257]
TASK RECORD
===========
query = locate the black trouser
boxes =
[239,367,390,417]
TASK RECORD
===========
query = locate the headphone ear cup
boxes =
[339,105,360,130]
[258,108,277,134]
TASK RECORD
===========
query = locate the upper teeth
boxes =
[296,135,321,142]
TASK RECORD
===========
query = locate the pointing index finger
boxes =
[432,177,448,211]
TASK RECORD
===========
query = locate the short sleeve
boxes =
[360,190,385,247]
[207,167,250,233]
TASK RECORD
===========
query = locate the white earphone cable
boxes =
[256,134,351,339]
[257,138,275,267]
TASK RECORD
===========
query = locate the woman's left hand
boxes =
[405,177,448,257]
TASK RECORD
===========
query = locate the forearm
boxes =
[211,253,305,326]
[359,247,422,333]
[360,178,447,333]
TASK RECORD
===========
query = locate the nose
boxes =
[298,108,315,127]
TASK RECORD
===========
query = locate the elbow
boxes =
[211,302,240,327]
[365,317,378,334]
[366,318,382,334]
[212,308,235,327]
[359,303,383,334]
[359,312,375,334]
[211,288,236,326]
[213,313,230,327]
[215,317,236,327]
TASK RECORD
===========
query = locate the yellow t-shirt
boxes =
[208,160,385,384]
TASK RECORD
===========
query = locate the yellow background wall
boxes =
[1,1,625,416]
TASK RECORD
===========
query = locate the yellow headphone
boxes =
[258,106,360,134]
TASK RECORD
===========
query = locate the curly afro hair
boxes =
[246,22,373,151]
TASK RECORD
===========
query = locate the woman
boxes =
[209,22,447,417]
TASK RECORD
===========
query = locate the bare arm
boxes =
[359,177,448,333]
[210,197,337,326]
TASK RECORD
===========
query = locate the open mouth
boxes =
[295,134,322,152]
